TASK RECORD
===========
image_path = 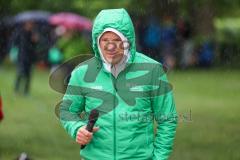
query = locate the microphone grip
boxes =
[81,121,95,149]
[86,120,95,132]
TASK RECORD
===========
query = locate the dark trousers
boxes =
[15,63,32,95]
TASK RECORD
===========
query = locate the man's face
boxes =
[99,31,124,65]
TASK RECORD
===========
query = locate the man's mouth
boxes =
[106,52,118,56]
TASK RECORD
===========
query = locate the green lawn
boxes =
[0,66,240,160]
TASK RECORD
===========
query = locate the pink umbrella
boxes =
[49,12,92,31]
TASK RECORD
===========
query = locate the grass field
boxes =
[0,65,240,160]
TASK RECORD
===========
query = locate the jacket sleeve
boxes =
[151,66,178,160]
[59,69,87,140]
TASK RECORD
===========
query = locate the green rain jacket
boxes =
[60,8,177,160]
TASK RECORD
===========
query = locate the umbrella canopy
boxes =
[49,12,92,31]
[14,11,50,24]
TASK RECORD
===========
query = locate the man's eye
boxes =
[112,40,122,43]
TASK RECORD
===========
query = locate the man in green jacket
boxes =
[60,8,177,160]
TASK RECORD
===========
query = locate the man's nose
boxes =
[105,43,117,52]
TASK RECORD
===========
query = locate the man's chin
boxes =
[106,58,114,64]
[105,56,123,65]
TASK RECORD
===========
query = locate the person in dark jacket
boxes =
[13,21,38,95]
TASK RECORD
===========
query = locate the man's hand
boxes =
[76,125,99,145]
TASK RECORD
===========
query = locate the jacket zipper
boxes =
[113,101,116,160]
[111,74,117,160]
[109,63,131,160]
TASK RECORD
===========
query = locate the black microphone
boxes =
[81,109,99,149]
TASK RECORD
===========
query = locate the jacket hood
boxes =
[92,8,136,63]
